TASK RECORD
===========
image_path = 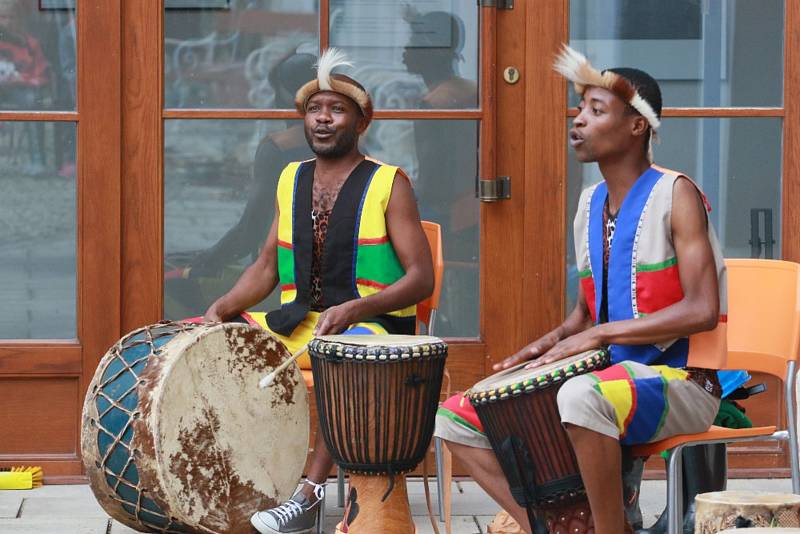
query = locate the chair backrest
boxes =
[416,221,444,335]
[722,259,800,379]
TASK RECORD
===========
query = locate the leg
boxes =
[446,440,532,533]
[564,424,625,534]
[300,430,335,501]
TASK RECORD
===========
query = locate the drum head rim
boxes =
[468,349,608,404]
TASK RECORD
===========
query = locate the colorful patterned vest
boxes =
[573,165,728,367]
[265,158,416,336]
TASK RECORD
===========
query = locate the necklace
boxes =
[605,200,618,247]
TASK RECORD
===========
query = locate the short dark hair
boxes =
[605,67,663,120]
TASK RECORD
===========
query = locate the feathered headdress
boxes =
[295,48,373,122]
[554,44,662,160]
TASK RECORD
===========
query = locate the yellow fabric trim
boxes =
[650,365,689,382]
[246,311,389,369]
[595,379,635,435]
[357,162,396,240]
[276,162,302,244]
[280,289,297,305]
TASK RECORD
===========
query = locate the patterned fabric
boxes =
[309,208,331,310]
[245,311,387,369]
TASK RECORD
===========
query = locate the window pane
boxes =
[364,119,479,337]
[0,121,77,338]
[0,0,76,110]
[565,117,782,310]
[164,118,480,338]
[329,0,479,109]
[164,1,318,109]
[164,119,311,319]
[570,0,783,107]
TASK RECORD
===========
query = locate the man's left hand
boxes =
[525,326,604,369]
[314,302,359,336]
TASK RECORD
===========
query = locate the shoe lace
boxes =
[271,479,326,525]
[272,500,305,524]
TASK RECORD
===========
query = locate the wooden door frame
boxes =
[0,0,121,483]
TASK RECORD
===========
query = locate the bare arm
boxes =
[493,282,594,370]
[527,177,719,367]
[204,211,280,321]
[314,172,434,335]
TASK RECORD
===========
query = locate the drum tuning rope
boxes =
[258,344,309,388]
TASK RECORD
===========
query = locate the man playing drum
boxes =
[435,47,727,534]
[203,48,434,534]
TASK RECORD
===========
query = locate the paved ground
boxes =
[0,477,793,533]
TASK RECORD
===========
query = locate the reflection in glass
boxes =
[164,119,311,319]
[164,117,480,337]
[570,0,783,107]
[364,119,479,337]
[0,121,76,338]
[565,117,782,309]
[329,1,479,109]
[163,0,318,109]
[0,0,76,111]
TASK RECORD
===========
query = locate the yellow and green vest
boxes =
[265,158,416,336]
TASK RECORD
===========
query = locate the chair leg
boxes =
[337,466,345,508]
[317,491,325,534]
[666,446,685,534]
[442,440,453,534]
[435,437,445,521]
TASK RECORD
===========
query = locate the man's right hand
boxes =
[492,329,562,371]
[203,300,225,322]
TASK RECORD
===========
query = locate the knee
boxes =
[556,375,597,414]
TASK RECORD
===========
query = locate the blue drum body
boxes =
[81,321,309,534]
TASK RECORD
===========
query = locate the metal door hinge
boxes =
[477,177,511,202]
[479,0,514,9]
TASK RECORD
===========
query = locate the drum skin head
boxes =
[82,322,308,534]
[315,334,442,347]
[471,349,606,396]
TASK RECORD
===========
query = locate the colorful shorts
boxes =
[244,311,387,369]
[435,360,720,448]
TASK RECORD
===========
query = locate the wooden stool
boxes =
[695,491,800,533]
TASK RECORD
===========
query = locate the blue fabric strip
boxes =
[588,183,607,324]
[621,375,668,445]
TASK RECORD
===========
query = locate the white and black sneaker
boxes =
[251,481,324,534]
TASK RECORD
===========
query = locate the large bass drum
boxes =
[81,321,308,534]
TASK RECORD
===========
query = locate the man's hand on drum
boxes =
[314,301,359,336]
[492,329,562,371]
[524,327,602,369]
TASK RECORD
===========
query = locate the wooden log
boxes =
[695,491,800,533]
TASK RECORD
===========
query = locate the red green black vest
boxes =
[265,158,416,336]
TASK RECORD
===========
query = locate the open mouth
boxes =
[569,130,584,147]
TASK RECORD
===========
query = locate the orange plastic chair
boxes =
[299,220,445,519]
[631,259,800,534]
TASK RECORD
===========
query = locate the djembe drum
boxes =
[309,335,448,534]
[469,349,614,534]
[81,321,309,534]
[695,491,800,533]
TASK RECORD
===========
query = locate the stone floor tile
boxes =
[0,518,110,534]
[415,515,482,534]
[0,494,22,519]
[109,520,142,533]
[20,496,107,519]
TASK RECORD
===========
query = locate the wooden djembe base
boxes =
[335,474,417,534]
[695,491,800,533]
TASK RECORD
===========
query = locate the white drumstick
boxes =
[258,344,308,389]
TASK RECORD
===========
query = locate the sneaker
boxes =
[250,489,322,534]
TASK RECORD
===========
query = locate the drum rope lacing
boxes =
[89,321,200,533]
